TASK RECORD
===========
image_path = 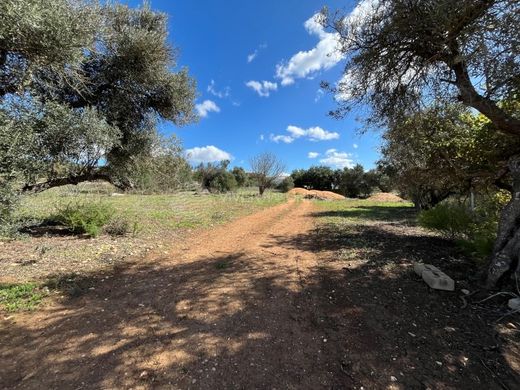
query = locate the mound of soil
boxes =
[288,188,345,201]
[367,192,405,202]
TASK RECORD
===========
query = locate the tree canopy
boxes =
[0,0,197,192]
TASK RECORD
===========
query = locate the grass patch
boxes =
[15,187,287,236]
[0,283,45,312]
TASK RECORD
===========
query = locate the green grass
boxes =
[14,185,287,236]
[0,283,45,312]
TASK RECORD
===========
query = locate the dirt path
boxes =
[1,200,339,389]
[1,199,519,389]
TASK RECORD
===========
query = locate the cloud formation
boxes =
[207,80,230,98]
[247,43,267,63]
[270,125,339,143]
[186,145,232,164]
[308,152,320,158]
[275,13,344,86]
[245,80,278,97]
[319,149,355,169]
[196,100,220,118]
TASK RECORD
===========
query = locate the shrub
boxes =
[278,176,295,192]
[209,171,237,193]
[103,216,137,237]
[418,203,473,240]
[53,201,114,237]
[418,195,503,259]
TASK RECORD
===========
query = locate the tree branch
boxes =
[22,172,128,193]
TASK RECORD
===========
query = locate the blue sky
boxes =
[129,0,382,172]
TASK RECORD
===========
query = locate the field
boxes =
[1,184,287,283]
[1,195,519,389]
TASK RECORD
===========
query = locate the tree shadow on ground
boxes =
[1,207,519,389]
[310,204,417,224]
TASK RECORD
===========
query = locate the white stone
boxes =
[413,263,426,276]
[508,298,520,310]
[414,263,455,291]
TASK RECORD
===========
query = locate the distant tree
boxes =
[323,0,520,286]
[291,166,335,190]
[250,152,285,196]
[339,164,365,198]
[0,1,197,194]
[278,176,295,193]
[194,160,236,193]
[231,167,249,187]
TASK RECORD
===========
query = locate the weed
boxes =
[0,283,45,311]
[52,200,115,237]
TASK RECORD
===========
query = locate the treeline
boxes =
[291,165,391,198]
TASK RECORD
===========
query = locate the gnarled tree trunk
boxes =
[487,156,520,288]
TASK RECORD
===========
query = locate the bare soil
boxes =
[1,200,519,389]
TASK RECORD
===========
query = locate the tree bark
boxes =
[450,59,520,137]
[22,172,129,193]
[259,186,265,196]
[486,155,520,288]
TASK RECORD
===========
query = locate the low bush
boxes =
[103,216,137,237]
[278,176,295,192]
[53,201,115,237]
[418,193,506,259]
[418,203,473,240]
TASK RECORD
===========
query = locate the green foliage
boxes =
[129,134,192,193]
[418,203,473,240]
[292,166,336,190]
[195,161,237,193]
[231,167,248,187]
[0,283,45,312]
[278,176,295,192]
[380,104,519,209]
[209,171,237,193]
[419,194,506,258]
[0,181,19,235]
[0,1,197,194]
[53,201,115,237]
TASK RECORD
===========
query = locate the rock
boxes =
[414,263,455,291]
[461,289,470,295]
[413,263,427,276]
[507,297,520,310]
[139,370,149,379]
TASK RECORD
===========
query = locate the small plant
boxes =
[103,216,132,236]
[53,200,115,237]
[0,283,45,312]
[418,203,473,240]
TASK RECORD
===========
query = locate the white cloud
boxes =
[271,125,340,143]
[275,13,345,86]
[353,143,358,149]
[308,152,320,158]
[247,51,258,63]
[259,134,265,141]
[319,149,355,169]
[186,145,233,164]
[270,134,294,144]
[315,89,324,102]
[196,100,220,118]
[207,80,230,98]
[246,80,278,97]
[247,43,267,63]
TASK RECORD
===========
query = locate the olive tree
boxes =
[249,152,285,196]
[0,1,197,194]
[324,0,519,287]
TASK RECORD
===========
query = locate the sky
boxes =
[127,0,382,172]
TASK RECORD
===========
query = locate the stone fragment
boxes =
[414,263,455,291]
